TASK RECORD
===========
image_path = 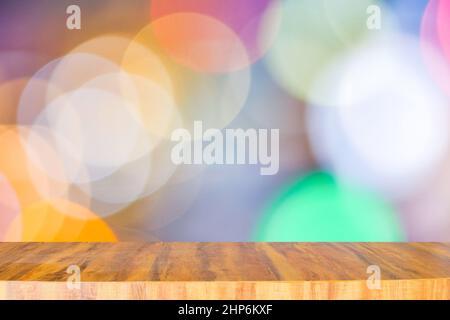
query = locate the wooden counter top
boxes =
[0,243,449,299]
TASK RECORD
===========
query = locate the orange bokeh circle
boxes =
[150,13,249,73]
[6,199,117,242]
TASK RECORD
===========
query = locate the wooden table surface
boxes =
[0,243,449,299]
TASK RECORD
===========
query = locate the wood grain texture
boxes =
[0,243,448,299]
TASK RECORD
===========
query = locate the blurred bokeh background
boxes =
[0,0,449,242]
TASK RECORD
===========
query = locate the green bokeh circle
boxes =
[254,172,405,242]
